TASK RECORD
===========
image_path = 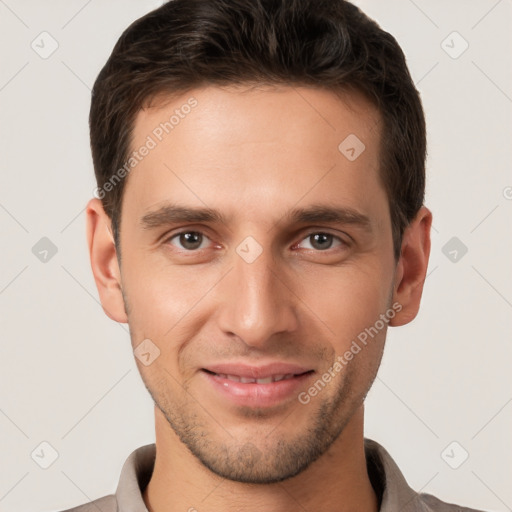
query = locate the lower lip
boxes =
[201,370,314,408]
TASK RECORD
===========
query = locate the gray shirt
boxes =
[60,438,484,512]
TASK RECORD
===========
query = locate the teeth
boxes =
[274,373,294,381]
[215,373,295,383]
[256,376,273,384]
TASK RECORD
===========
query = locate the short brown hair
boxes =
[90,0,426,261]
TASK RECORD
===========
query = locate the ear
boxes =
[85,198,128,323]
[389,206,432,327]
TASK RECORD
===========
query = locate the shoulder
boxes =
[56,494,117,512]
[418,492,487,512]
[364,438,486,512]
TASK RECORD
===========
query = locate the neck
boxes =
[143,405,378,512]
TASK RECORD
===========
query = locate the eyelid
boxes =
[301,228,350,240]
[161,225,212,242]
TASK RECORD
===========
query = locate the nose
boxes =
[215,244,299,348]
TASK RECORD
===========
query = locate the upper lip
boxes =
[202,362,313,379]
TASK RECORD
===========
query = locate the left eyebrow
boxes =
[282,204,374,234]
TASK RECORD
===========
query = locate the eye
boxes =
[296,232,346,251]
[164,230,347,253]
[166,231,211,251]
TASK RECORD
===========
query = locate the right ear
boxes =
[85,198,128,323]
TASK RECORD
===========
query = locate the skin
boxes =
[86,84,432,512]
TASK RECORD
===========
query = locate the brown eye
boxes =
[168,231,209,251]
[310,233,333,250]
[297,232,345,251]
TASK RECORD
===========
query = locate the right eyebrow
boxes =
[140,203,227,230]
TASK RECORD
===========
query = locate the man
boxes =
[64,0,484,510]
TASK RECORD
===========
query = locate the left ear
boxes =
[389,206,432,326]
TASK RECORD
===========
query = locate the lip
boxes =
[201,362,315,408]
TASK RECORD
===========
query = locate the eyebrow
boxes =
[140,202,373,233]
[141,204,226,228]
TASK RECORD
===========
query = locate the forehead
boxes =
[135,84,380,155]
[124,84,385,227]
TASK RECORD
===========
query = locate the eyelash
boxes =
[163,229,349,253]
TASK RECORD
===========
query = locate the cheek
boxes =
[122,253,220,341]
[297,262,392,351]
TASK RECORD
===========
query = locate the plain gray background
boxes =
[0,1,511,511]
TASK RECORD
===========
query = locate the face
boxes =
[102,85,401,483]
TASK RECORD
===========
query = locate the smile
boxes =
[201,367,315,408]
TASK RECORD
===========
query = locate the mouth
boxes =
[200,364,315,408]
